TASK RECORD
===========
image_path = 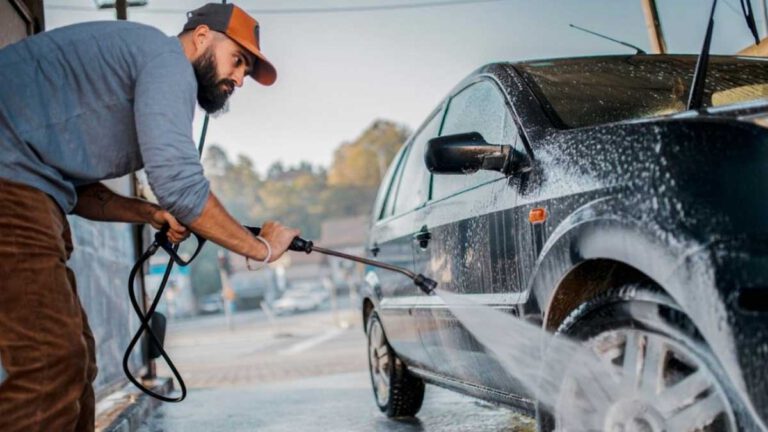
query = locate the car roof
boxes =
[444,54,768,138]
[503,53,768,69]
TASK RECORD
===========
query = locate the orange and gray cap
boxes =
[183,3,277,86]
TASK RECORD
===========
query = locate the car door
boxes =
[367,108,443,369]
[415,78,529,396]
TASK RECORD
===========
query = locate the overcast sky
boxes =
[44,0,765,173]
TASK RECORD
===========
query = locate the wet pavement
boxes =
[136,306,535,431]
[137,371,534,432]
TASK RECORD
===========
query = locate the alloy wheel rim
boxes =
[368,319,391,407]
[554,329,736,432]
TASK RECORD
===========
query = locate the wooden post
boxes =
[116,0,127,20]
[641,0,667,54]
[735,0,768,56]
[738,37,768,56]
[736,0,768,56]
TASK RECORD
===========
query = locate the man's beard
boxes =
[192,50,234,114]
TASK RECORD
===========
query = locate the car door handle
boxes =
[369,243,380,257]
[413,227,431,249]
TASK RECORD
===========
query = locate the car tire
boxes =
[537,284,739,432]
[366,311,425,418]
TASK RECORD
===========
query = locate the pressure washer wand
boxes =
[244,226,437,296]
[152,225,438,295]
[314,245,437,295]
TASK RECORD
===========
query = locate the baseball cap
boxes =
[183,3,277,86]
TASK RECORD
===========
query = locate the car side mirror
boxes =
[425,132,525,175]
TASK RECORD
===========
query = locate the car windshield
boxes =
[515,55,768,128]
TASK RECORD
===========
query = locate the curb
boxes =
[96,378,174,432]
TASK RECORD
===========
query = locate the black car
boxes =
[360,55,768,431]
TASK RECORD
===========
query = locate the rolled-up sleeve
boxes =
[134,52,209,225]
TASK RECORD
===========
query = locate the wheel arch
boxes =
[362,297,375,331]
[523,198,719,335]
[525,208,748,402]
[543,258,662,332]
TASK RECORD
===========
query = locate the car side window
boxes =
[391,111,442,216]
[431,80,520,200]
[374,143,408,221]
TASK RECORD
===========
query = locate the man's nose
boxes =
[233,70,245,88]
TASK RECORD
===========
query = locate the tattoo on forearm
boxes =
[75,182,158,223]
[89,184,114,216]
[143,203,160,224]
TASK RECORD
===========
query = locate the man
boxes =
[0,3,299,431]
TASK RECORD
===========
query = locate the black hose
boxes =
[121,110,210,402]
[122,223,436,403]
[123,241,187,402]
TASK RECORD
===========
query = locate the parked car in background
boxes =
[361,55,768,431]
[197,293,224,315]
[273,284,329,315]
[230,268,280,310]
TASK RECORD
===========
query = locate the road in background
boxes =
[139,306,534,431]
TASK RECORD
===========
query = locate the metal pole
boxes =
[114,0,154,379]
[641,0,667,54]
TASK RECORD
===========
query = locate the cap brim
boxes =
[251,51,277,86]
[227,35,276,86]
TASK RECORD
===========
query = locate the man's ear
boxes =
[192,25,212,55]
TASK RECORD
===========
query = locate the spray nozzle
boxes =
[413,274,437,296]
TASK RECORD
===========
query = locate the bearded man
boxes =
[0,3,299,431]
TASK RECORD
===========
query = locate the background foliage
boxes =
[185,120,410,297]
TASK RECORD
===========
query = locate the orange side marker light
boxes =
[529,207,547,224]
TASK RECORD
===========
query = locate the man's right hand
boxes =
[188,193,301,265]
[257,220,301,262]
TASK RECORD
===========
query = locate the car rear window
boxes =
[515,55,768,128]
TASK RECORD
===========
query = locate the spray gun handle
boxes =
[244,225,314,254]
[154,226,207,266]
[153,224,312,266]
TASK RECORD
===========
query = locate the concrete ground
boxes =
[137,304,535,431]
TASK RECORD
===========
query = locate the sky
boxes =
[43,0,767,173]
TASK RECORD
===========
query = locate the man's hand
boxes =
[73,182,190,247]
[188,193,299,263]
[148,207,190,244]
[257,221,300,262]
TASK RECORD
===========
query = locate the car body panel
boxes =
[370,208,433,369]
[515,117,768,425]
[362,54,768,428]
[416,179,526,396]
[368,106,445,370]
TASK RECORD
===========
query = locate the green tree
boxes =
[204,144,262,221]
[327,120,409,187]
[253,164,327,238]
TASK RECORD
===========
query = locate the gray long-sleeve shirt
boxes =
[0,21,210,224]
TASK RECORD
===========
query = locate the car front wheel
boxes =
[367,311,425,417]
[538,286,738,432]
